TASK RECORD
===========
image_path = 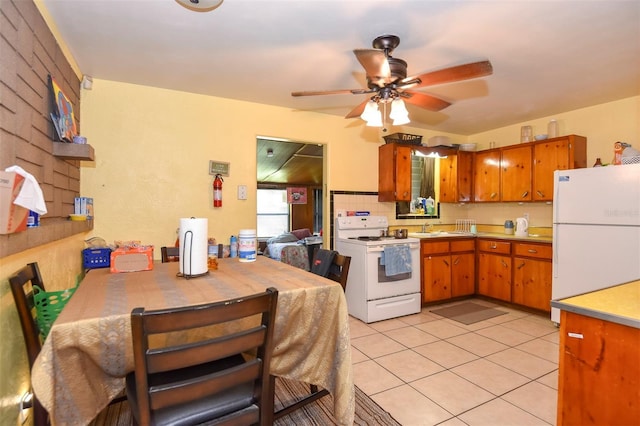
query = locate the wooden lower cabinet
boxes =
[422,239,475,303]
[477,239,512,302]
[557,310,640,425]
[419,237,551,309]
[512,242,552,312]
[451,241,475,297]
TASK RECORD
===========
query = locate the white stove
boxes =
[335,216,421,323]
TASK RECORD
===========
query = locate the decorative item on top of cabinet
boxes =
[500,144,532,202]
[473,150,501,202]
[512,242,552,311]
[439,151,473,203]
[532,135,587,201]
[477,239,512,301]
[379,143,412,202]
[421,238,475,303]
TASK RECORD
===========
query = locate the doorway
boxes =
[256,138,324,237]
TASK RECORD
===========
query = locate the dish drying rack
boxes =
[453,219,476,234]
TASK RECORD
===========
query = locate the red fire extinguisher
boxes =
[213,174,223,208]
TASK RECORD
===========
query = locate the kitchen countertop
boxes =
[551,280,640,329]
[407,231,553,243]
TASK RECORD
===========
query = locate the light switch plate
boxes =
[237,185,247,200]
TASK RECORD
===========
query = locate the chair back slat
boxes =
[147,326,267,373]
[141,294,274,333]
[149,359,262,411]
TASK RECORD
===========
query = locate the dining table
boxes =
[31,256,355,425]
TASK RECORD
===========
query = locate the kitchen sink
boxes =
[408,232,450,238]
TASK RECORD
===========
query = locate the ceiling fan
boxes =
[291,35,493,122]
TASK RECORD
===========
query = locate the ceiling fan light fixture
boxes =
[390,98,409,118]
[360,100,379,121]
[175,0,224,12]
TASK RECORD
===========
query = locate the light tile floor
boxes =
[350,298,560,426]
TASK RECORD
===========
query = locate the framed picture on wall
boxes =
[287,187,307,204]
[48,75,78,142]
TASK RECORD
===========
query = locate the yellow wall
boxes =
[469,96,639,161]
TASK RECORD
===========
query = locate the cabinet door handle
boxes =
[528,249,538,253]
[453,257,460,265]
[490,192,497,199]
[517,261,526,270]
[521,191,529,198]
[501,259,508,268]
[443,259,450,267]
[536,190,545,197]
[490,244,498,249]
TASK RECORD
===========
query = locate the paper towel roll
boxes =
[179,218,208,276]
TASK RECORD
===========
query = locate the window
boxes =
[257,189,289,238]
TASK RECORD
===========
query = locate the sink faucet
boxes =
[422,222,434,233]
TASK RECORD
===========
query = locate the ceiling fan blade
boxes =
[402,91,451,112]
[353,49,391,87]
[292,88,371,97]
[401,60,493,89]
[345,99,369,119]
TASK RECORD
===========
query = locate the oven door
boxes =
[365,242,420,300]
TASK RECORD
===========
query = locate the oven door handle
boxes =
[366,243,420,253]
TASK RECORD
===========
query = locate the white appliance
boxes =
[334,216,421,323]
[551,163,640,323]
[515,217,529,237]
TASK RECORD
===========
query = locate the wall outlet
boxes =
[237,185,247,200]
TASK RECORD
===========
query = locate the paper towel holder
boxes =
[176,230,210,279]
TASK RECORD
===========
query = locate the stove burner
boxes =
[351,236,381,241]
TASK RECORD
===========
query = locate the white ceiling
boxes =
[40,0,640,135]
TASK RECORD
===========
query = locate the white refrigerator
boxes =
[552,163,640,323]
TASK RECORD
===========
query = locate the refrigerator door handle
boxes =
[552,224,559,278]
[552,171,561,222]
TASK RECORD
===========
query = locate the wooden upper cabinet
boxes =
[473,150,501,202]
[533,135,587,201]
[379,143,412,202]
[440,151,473,203]
[501,145,532,202]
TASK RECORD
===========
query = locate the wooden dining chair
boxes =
[274,251,351,420]
[9,263,128,425]
[9,263,49,426]
[160,246,180,263]
[327,253,351,291]
[126,287,279,426]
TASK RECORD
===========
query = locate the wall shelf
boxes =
[0,218,93,258]
[52,142,95,161]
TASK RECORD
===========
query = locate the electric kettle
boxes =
[515,217,529,237]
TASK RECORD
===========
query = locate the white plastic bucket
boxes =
[238,229,257,262]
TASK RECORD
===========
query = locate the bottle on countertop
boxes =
[425,196,435,216]
[547,119,559,138]
[593,157,603,167]
[230,235,238,258]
